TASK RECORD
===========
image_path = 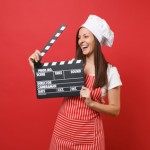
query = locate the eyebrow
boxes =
[78,33,89,37]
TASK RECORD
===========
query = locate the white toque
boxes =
[81,15,114,47]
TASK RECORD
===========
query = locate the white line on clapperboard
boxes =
[37,79,84,85]
[38,89,82,95]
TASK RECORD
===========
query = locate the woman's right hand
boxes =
[28,50,41,71]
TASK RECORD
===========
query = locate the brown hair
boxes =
[75,28,108,88]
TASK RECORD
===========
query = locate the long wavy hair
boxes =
[75,27,108,88]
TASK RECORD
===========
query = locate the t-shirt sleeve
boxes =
[107,65,122,90]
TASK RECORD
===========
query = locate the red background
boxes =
[0,0,150,150]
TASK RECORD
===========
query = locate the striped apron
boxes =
[49,74,105,150]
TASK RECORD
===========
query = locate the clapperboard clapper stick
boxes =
[34,24,85,99]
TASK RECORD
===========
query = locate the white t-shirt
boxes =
[107,64,122,90]
[101,64,122,103]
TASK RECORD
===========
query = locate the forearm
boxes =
[32,69,35,76]
[80,86,121,116]
[88,100,120,116]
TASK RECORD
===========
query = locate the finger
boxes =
[35,50,41,55]
[34,53,40,62]
[28,50,38,61]
[80,90,83,98]
[34,50,41,62]
[81,86,87,91]
[80,92,87,98]
[28,54,35,63]
[80,90,85,98]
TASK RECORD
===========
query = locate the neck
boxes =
[85,54,94,65]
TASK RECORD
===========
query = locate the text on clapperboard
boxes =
[36,68,83,94]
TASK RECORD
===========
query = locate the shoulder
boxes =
[107,64,122,90]
[107,64,120,79]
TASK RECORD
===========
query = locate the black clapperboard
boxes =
[34,24,84,99]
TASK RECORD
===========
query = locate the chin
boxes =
[82,51,88,55]
[83,53,88,56]
[83,52,91,56]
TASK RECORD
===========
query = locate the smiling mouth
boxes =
[81,46,88,50]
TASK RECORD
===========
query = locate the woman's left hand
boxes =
[80,86,93,106]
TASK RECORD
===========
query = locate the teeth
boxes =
[82,46,88,49]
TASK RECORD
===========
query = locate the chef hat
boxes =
[81,15,114,47]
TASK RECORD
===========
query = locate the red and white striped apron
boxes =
[49,74,105,150]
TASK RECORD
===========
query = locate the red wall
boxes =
[0,0,150,150]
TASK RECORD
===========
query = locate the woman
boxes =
[28,15,122,150]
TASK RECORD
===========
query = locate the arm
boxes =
[80,86,121,116]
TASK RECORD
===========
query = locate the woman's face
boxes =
[78,27,95,56]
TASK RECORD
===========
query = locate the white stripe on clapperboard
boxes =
[43,60,81,66]
[45,46,51,50]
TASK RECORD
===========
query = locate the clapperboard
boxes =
[34,24,84,99]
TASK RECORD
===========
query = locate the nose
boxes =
[78,37,84,45]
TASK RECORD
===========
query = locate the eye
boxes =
[84,35,89,38]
